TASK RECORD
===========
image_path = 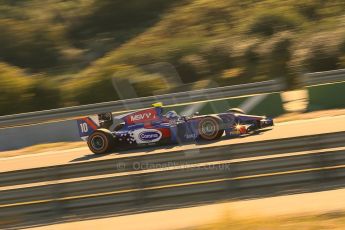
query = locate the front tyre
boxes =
[198,116,224,140]
[87,129,114,154]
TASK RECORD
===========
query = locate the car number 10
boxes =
[80,123,88,133]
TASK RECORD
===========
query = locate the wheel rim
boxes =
[91,135,105,151]
[201,120,217,137]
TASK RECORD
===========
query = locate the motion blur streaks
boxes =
[0,0,345,115]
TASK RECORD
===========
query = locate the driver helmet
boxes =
[165,110,179,119]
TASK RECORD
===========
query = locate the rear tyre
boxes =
[198,116,224,140]
[87,129,114,154]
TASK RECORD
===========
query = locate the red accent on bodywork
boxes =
[124,108,160,124]
[155,127,171,138]
[82,117,98,130]
[239,125,247,134]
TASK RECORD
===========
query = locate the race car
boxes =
[77,103,274,154]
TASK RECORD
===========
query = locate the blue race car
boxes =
[77,103,274,154]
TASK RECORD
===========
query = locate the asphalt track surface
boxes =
[1,115,345,173]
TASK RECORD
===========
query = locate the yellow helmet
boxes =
[152,102,163,107]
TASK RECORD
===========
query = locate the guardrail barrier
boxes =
[0,131,344,228]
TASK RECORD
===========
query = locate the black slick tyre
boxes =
[87,129,113,154]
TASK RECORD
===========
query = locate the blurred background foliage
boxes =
[1,0,345,115]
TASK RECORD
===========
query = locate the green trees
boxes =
[0,19,60,71]
[68,0,182,46]
[0,63,61,115]
[248,13,299,36]
[1,0,345,115]
[0,63,33,115]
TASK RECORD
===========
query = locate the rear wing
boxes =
[77,112,114,140]
[77,115,100,141]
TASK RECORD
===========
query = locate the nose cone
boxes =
[261,118,274,127]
